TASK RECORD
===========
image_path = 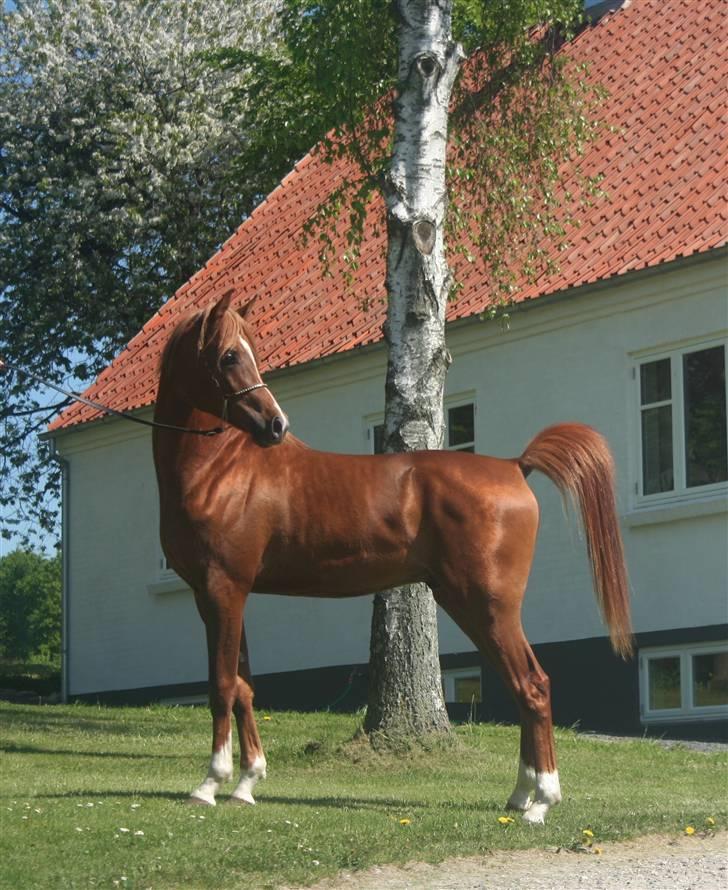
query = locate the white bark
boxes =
[366,0,463,737]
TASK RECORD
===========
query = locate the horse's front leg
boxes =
[229,623,266,805]
[190,587,246,806]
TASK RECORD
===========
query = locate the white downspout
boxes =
[50,440,70,703]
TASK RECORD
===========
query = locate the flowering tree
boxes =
[0,0,283,543]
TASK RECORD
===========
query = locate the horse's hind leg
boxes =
[229,621,267,805]
[437,589,561,823]
[190,587,245,806]
[493,621,561,824]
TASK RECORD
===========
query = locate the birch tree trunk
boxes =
[365,0,463,738]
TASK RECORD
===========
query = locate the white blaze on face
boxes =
[239,336,263,382]
[239,335,285,418]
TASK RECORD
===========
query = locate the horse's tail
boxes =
[519,423,633,659]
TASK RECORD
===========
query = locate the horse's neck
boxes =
[154,376,193,427]
[153,385,226,486]
[153,379,309,496]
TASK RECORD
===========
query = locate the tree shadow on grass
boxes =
[0,741,183,760]
[261,794,429,812]
[35,789,190,802]
[259,794,505,814]
[29,789,508,810]
[0,705,195,738]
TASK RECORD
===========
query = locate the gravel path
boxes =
[293,832,727,890]
[576,732,728,755]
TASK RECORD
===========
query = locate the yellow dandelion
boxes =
[498,816,515,825]
[399,818,411,826]
[262,716,272,721]
[684,826,695,835]
[582,829,595,838]
[706,817,715,826]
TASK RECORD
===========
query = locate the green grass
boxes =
[0,703,725,889]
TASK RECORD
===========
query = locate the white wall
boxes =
[55,255,728,695]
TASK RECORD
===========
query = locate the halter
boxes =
[220,382,269,426]
[223,382,269,400]
[0,357,270,437]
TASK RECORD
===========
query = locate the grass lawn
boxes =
[0,703,725,889]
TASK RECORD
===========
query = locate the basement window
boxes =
[442,667,482,704]
[640,642,728,722]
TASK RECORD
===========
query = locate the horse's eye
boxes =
[221,350,238,367]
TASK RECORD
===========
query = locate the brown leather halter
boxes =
[220,382,269,426]
[0,356,269,437]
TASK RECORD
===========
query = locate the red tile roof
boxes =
[50,0,727,433]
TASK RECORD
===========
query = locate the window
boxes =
[148,550,187,596]
[369,401,475,454]
[442,667,482,704]
[371,422,386,455]
[637,342,727,500]
[158,554,178,580]
[640,642,728,722]
[447,403,475,452]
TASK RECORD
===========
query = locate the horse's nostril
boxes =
[270,416,286,440]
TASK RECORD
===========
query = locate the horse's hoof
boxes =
[227,794,256,806]
[522,802,548,824]
[506,795,532,813]
[187,794,216,807]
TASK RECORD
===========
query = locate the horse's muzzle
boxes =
[267,414,288,445]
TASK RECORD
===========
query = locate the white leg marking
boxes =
[522,770,562,825]
[230,754,267,805]
[190,731,233,806]
[507,759,536,812]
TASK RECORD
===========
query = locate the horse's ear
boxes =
[211,289,236,322]
[238,294,258,320]
[198,289,236,353]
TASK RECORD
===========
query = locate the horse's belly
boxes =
[252,548,421,597]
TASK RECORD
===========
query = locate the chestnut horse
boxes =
[153,290,632,823]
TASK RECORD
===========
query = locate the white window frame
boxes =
[445,397,476,452]
[365,394,476,454]
[639,641,728,723]
[158,554,177,581]
[632,337,727,508]
[148,550,188,596]
[442,667,482,704]
[366,418,386,454]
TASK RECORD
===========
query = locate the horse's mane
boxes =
[158,310,203,383]
[158,302,258,382]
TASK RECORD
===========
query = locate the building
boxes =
[48,0,727,738]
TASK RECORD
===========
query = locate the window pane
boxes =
[453,675,481,704]
[641,358,671,405]
[372,424,385,455]
[648,656,681,710]
[692,652,728,707]
[683,346,727,487]
[641,404,674,493]
[448,404,474,449]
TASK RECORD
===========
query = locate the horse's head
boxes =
[163,290,289,446]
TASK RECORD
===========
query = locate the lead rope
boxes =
[0,358,266,437]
